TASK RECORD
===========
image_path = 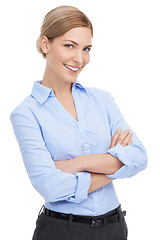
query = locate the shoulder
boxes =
[10,95,37,121]
[85,86,114,104]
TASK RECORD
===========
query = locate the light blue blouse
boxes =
[10,80,147,216]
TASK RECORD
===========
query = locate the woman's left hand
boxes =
[110,128,133,149]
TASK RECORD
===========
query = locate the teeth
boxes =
[64,64,79,71]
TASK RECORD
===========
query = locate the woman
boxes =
[10,5,147,240]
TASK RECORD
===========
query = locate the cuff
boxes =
[106,143,133,179]
[68,172,91,203]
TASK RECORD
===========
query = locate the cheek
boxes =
[79,56,90,73]
[84,55,90,66]
[49,47,66,64]
[55,47,72,63]
[54,50,65,63]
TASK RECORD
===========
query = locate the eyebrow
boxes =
[63,40,92,48]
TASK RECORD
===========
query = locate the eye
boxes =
[65,44,73,49]
[83,47,91,52]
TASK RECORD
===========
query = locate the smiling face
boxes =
[42,27,92,85]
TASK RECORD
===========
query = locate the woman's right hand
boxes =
[110,128,133,149]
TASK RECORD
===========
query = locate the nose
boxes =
[72,50,83,66]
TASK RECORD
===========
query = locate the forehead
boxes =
[59,27,92,44]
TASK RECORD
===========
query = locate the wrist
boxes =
[74,156,85,172]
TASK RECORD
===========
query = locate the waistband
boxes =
[40,205,126,228]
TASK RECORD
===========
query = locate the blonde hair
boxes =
[36,5,93,58]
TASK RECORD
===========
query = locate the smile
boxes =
[64,64,80,72]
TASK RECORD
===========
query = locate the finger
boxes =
[117,129,130,145]
[110,128,122,148]
[128,139,132,145]
[54,161,58,168]
[121,132,133,147]
[110,128,121,148]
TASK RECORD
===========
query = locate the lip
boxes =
[63,64,82,74]
[64,64,81,69]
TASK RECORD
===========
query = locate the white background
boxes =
[1,0,160,239]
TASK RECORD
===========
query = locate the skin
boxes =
[40,27,133,194]
[41,27,92,99]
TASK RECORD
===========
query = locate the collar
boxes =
[31,80,92,104]
[72,80,92,94]
[31,81,54,104]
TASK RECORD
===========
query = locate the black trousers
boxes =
[32,207,128,240]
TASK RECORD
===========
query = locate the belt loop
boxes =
[68,213,73,228]
[38,205,44,217]
[117,206,126,222]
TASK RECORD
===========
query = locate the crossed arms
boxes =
[54,128,133,193]
[10,93,147,203]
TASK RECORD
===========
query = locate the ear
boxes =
[40,36,49,54]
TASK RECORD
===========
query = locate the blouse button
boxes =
[83,143,89,147]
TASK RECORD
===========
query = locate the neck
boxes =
[42,63,73,99]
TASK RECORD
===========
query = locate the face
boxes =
[41,27,92,84]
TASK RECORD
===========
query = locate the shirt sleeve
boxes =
[98,90,148,179]
[10,106,91,203]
